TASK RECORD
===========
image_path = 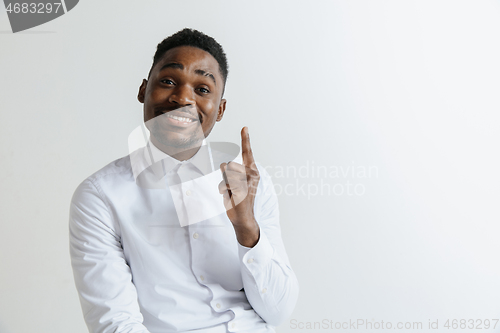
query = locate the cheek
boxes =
[148,88,166,101]
[204,100,215,111]
[201,100,220,128]
[200,99,216,114]
[207,101,221,123]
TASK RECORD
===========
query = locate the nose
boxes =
[168,85,195,106]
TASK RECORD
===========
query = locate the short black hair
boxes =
[149,28,229,90]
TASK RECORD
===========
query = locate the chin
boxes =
[147,114,206,152]
[152,130,203,149]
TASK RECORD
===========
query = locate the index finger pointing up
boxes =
[241,126,256,168]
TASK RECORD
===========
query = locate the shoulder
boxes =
[72,154,133,204]
[254,161,278,204]
[86,154,133,185]
[255,162,274,187]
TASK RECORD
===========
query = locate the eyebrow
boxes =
[159,62,184,71]
[195,69,216,85]
[159,62,216,85]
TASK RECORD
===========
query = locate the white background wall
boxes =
[1,1,500,332]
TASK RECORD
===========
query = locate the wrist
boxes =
[233,218,260,248]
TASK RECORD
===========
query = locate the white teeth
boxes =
[167,114,193,123]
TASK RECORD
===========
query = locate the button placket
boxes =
[189,227,202,282]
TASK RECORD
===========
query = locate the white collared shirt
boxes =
[69,141,299,333]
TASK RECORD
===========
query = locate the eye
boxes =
[198,87,210,94]
[160,79,175,85]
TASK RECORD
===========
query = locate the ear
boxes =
[137,79,147,103]
[216,99,227,122]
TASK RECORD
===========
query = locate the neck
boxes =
[151,137,202,161]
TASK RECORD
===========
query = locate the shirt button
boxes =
[216,303,221,309]
[231,322,236,329]
[200,275,205,281]
[186,190,192,196]
[261,288,267,294]
[247,258,254,263]
[193,233,199,239]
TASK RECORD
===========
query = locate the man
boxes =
[70,28,298,333]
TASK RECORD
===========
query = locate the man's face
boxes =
[138,46,226,151]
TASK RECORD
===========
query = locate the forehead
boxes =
[152,46,221,78]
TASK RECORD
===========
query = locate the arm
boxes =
[237,163,299,326]
[219,127,299,326]
[69,179,150,333]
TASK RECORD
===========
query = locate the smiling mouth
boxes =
[165,114,195,123]
[154,106,201,124]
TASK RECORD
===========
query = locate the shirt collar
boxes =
[129,126,241,184]
[143,140,214,179]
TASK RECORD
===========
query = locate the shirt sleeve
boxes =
[69,179,151,333]
[237,164,299,327]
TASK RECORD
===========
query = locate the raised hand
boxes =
[219,127,260,247]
